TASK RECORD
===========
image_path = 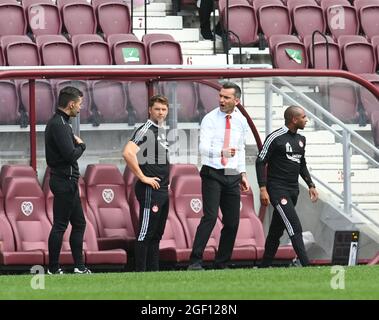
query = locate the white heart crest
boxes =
[190,198,202,213]
[21,201,33,216]
[102,189,114,204]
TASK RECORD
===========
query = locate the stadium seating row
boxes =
[217,0,379,46]
[269,34,379,73]
[0,0,131,38]
[0,79,220,126]
[0,33,182,66]
[0,164,295,270]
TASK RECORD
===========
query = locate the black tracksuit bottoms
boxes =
[190,165,241,265]
[261,186,310,267]
[135,181,169,272]
[48,176,86,270]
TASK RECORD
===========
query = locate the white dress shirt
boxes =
[199,106,249,173]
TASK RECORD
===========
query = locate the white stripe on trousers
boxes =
[138,186,152,241]
[275,204,295,236]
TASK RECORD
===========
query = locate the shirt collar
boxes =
[217,107,238,118]
[147,119,160,128]
[56,108,70,122]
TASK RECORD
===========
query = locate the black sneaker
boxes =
[200,28,213,40]
[213,263,230,270]
[187,262,204,271]
[47,268,64,275]
[73,267,92,274]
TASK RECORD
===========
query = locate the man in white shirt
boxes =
[188,82,250,270]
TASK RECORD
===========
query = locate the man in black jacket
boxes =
[45,86,90,274]
[256,105,318,267]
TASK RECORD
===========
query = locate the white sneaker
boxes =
[73,267,92,274]
[47,268,64,275]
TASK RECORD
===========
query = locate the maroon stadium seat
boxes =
[354,0,379,40]
[371,110,379,147]
[371,35,379,69]
[170,175,219,262]
[22,0,62,37]
[0,80,20,125]
[42,169,127,266]
[197,81,220,115]
[0,196,44,266]
[71,34,112,65]
[126,81,149,123]
[321,0,359,40]
[269,34,308,69]
[55,80,92,124]
[326,81,359,123]
[0,164,36,191]
[359,73,379,119]
[287,0,326,40]
[142,33,183,65]
[57,0,97,36]
[0,46,5,66]
[92,0,131,38]
[84,164,135,251]
[91,80,128,123]
[107,34,147,65]
[158,207,193,264]
[36,35,76,66]
[303,34,342,69]
[2,176,72,265]
[1,35,40,66]
[161,81,199,122]
[338,35,376,74]
[218,0,259,46]
[0,0,27,36]
[19,79,55,124]
[253,0,292,39]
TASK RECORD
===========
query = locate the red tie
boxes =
[221,115,231,166]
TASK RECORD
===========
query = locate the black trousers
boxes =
[190,165,241,265]
[135,181,169,272]
[261,186,310,267]
[199,0,214,32]
[48,176,86,270]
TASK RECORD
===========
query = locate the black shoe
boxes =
[200,28,213,40]
[74,267,92,274]
[47,268,64,275]
[213,263,229,270]
[214,23,223,37]
[187,262,204,271]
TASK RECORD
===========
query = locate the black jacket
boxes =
[256,126,315,190]
[45,109,85,181]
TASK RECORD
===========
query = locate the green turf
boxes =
[0,265,378,300]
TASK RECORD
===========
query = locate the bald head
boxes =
[284,106,304,125]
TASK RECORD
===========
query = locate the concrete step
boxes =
[133,16,183,29]
[311,168,379,183]
[180,41,223,51]
[302,131,337,144]
[328,182,379,195]
[134,28,200,42]
[133,2,167,16]
[182,54,233,65]
[309,163,369,170]
[307,154,369,165]
[302,144,343,156]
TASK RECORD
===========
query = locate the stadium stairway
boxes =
[132,1,233,65]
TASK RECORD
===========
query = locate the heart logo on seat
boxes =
[102,189,114,204]
[190,198,202,213]
[21,201,33,216]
